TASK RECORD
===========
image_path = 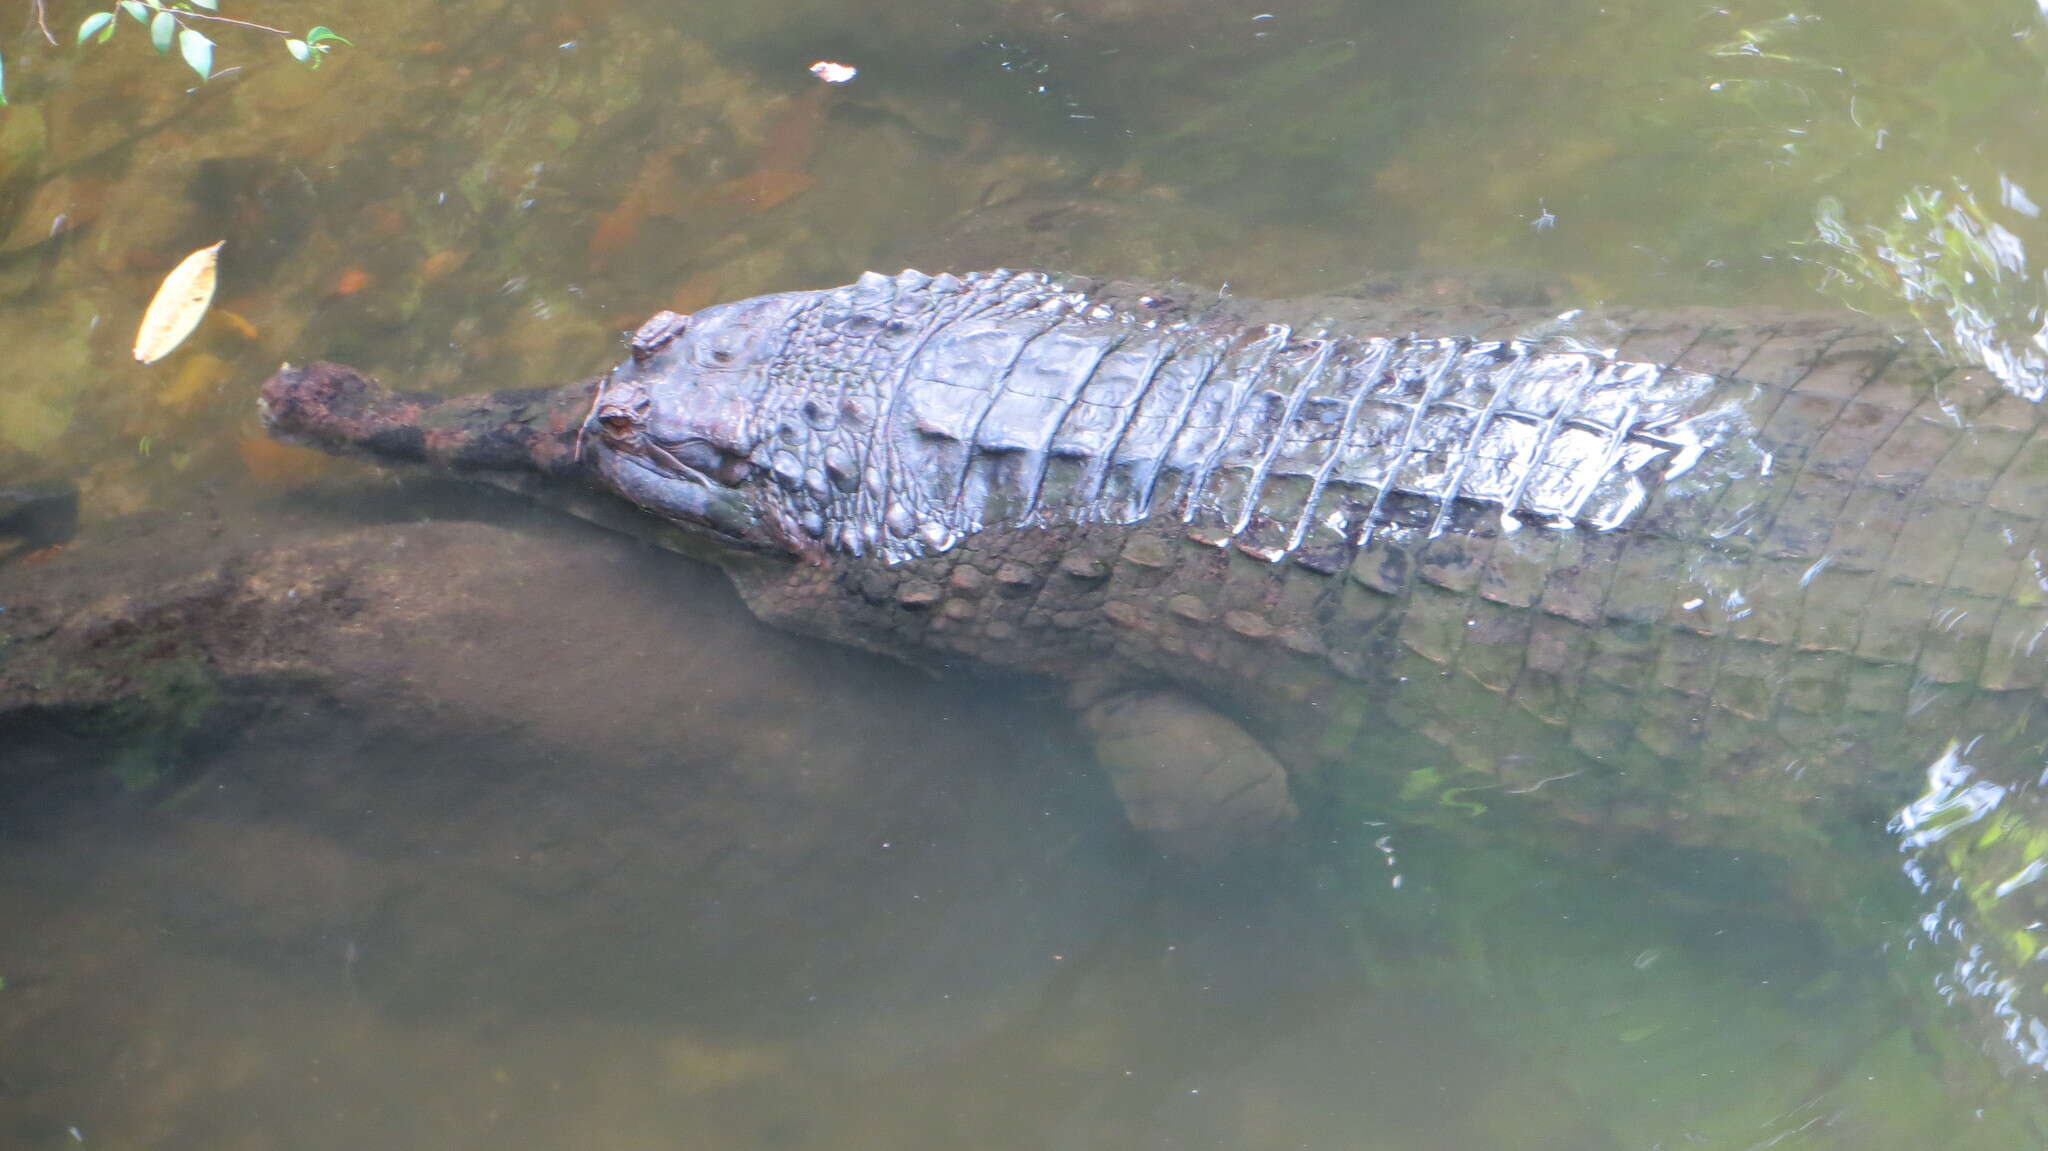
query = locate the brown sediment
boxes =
[711,86,835,210]
[667,272,726,315]
[589,86,840,264]
[237,435,333,487]
[588,149,683,261]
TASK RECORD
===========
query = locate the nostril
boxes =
[598,412,636,433]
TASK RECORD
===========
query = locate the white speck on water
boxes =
[2003,174,2041,218]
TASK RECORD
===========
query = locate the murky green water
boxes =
[7,0,2048,1146]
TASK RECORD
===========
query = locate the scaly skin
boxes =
[262,269,2048,1070]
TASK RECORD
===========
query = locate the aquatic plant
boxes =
[1,0,348,104]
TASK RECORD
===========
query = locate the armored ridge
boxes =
[614,270,2048,719]
[695,269,1761,569]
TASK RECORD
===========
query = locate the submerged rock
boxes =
[0,498,1139,1044]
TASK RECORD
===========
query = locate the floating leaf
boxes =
[77,12,115,45]
[119,1,148,23]
[133,241,223,365]
[150,10,175,55]
[285,38,309,63]
[178,27,212,81]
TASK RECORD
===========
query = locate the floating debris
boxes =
[133,240,223,365]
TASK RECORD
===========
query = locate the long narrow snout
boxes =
[260,362,599,479]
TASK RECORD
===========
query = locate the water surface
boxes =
[5,0,2048,1146]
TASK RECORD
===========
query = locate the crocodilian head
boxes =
[580,291,818,559]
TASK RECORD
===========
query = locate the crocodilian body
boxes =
[263,267,2048,1072]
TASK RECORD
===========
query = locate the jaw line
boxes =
[641,439,716,486]
[599,445,763,547]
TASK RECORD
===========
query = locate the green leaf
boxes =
[150,10,176,55]
[0,49,8,107]
[177,27,212,80]
[190,0,218,8]
[306,26,351,47]
[285,38,310,63]
[77,12,116,45]
[119,1,149,23]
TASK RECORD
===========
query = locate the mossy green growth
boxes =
[26,636,224,792]
[99,651,219,790]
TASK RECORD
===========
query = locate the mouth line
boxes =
[642,439,717,484]
[602,449,762,548]
[604,440,725,491]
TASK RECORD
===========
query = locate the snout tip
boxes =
[258,361,403,445]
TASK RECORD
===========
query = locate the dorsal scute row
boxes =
[753,270,1743,567]
[753,269,1099,558]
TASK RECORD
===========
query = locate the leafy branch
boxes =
[2,1,350,104]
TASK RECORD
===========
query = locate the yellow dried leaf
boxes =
[133,240,224,365]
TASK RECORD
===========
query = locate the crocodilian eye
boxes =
[590,384,651,441]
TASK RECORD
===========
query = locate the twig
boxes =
[573,369,611,463]
[33,0,57,46]
[172,10,292,37]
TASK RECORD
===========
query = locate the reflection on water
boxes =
[6,0,2048,1145]
[1816,184,2048,401]
[1893,740,2048,1075]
